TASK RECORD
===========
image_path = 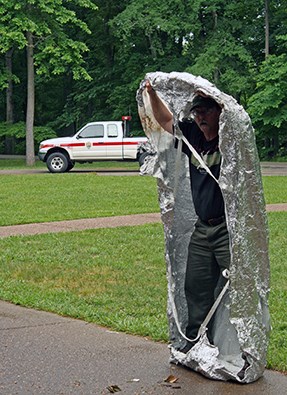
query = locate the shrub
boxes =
[0,122,57,155]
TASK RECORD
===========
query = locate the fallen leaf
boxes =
[164,375,179,383]
[107,384,121,393]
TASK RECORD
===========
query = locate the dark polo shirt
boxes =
[176,120,225,222]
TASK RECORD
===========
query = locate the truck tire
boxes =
[138,151,149,166]
[46,152,69,173]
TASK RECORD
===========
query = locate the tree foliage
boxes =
[0,0,286,159]
[0,0,97,79]
[248,50,287,157]
[0,0,98,163]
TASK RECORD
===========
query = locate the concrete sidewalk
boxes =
[1,209,287,394]
[0,204,287,238]
[1,301,286,395]
[0,213,162,238]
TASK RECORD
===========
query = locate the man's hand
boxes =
[145,80,154,94]
[143,79,173,134]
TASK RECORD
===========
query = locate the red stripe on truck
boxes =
[40,144,55,149]
[92,141,139,146]
[60,143,86,148]
[42,141,140,149]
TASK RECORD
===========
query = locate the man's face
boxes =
[191,106,221,136]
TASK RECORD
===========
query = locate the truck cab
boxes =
[38,117,147,173]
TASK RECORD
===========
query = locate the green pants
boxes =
[184,218,230,341]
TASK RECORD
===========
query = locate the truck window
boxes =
[79,125,104,138]
[107,124,118,137]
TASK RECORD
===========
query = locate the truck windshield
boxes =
[78,125,104,138]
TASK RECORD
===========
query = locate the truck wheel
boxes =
[138,151,149,166]
[46,152,69,173]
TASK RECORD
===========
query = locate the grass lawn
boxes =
[262,176,287,204]
[0,165,286,372]
[0,224,168,341]
[0,174,159,226]
[0,173,285,226]
[266,212,287,372]
[0,213,286,372]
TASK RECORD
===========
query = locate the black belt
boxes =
[202,215,225,226]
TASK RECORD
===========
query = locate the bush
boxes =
[0,122,57,155]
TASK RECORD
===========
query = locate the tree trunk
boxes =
[26,31,35,166]
[265,0,269,58]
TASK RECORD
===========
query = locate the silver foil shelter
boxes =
[136,72,270,383]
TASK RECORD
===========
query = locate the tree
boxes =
[0,0,286,160]
[265,0,270,58]
[247,51,287,158]
[53,0,131,130]
[5,48,14,123]
[4,48,16,153]
[0,0,97,165]
[247,1,287,158]
[107,0,192,125]
[181,0,261,104]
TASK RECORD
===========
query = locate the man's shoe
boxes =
[178,342,195,354]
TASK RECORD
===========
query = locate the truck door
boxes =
[121,116,139,159]
[73,124,107,159]
[105,123,123,159]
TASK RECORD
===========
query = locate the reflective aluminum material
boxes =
[136,72,270,383]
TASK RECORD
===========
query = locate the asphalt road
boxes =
[260,161,287,176]
[0,159,287,176]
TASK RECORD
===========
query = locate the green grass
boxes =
[0,174,285,226]
[0,224,168,341]
[262,176,287,204]
[0,174,159,226]
[0,213,286,371]
[0,162,286,371]
[266,212,287,372]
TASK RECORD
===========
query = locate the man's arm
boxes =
[146,80,173,134]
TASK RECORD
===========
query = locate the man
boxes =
[145,80,230,352]
[138,73,270,382]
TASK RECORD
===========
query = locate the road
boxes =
[0,161,286,176]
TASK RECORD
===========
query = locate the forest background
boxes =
[0,0,286,164]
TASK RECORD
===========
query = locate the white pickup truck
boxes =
[38,116,147,173]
